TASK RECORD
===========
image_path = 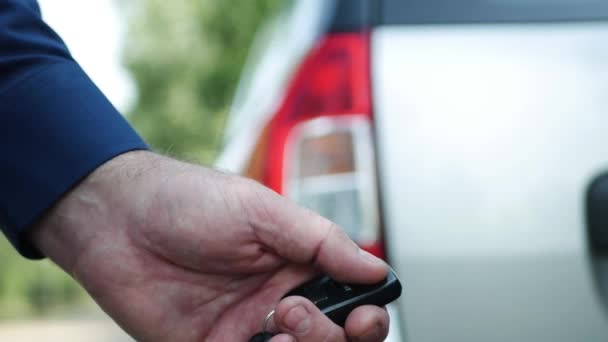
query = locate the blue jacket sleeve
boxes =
[0,0,148,258]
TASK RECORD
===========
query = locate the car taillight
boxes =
[245,32,384,259]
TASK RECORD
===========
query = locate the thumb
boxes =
[244,182,387,284]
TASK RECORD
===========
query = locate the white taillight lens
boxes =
[284,115,380,247]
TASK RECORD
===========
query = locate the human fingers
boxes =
[242,181,387,284]
[270,296,346,342]
[268,334,295,342]
[344,305,390,342]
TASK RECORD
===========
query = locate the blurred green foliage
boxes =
[0,0,282,318]
[0,237,83,318]
[123,0,284,163]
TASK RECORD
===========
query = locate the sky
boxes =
[37,0,135,113]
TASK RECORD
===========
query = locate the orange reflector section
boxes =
[299,131,355,178]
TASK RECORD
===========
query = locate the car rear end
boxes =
[217,0,608,341]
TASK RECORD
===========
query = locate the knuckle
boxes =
[315,220,349,258]
[237,177,276,224]
[322,219,349,242]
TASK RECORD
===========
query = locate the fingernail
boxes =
[283,304,311,334]
[359,248,386,266]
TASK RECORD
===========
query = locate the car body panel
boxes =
[372,23,608,341]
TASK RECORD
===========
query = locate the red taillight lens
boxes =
[245,32,384,259]
[265,33,372,193]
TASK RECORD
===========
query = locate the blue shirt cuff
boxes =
[0,61,148,259]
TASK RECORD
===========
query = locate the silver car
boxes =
[217,0,608,340]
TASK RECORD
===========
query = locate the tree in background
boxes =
[0,0,283,317]
[123,0,284,163]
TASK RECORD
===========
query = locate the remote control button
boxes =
[306,286,330,304]
[326,279,347,298]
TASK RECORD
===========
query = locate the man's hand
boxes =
[30,151,390,342]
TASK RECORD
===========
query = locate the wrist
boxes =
[29,150,157,272]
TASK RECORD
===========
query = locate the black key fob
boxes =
[248,268,402,341]
[283,267,402,326]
